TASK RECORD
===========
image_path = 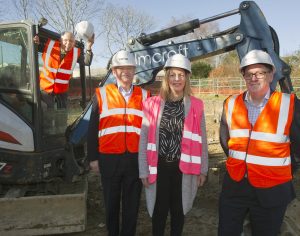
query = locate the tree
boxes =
[191,61,212,79]
[34,0,105,33]
[283,52,300,77]
[12,0,33,20]
[99,4,156,55]
[209,51,240,77]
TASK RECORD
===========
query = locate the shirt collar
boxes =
[245,88,270,107]
[116,81,133,96]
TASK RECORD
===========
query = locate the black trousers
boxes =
[152,158,184,236]
[41,90,68,109]
[218,174,288,236]
[100,154,142,236]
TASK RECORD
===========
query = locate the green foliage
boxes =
[191,61,212,79]
[208,52,241,77]
[282,51,300,77]
[222,51,239,65]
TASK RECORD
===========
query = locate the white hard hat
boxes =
[164,54,191,73]
[111,50,136,68]
[75,21,94,41]
[240,50,275,72]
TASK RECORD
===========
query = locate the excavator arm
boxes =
[69,1,293,160]
[100,1,292,92]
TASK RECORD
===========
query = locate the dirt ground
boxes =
[76,149,224,236]
[68,98,300,236]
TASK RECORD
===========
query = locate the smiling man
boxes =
[34,31,94,108]
[87,50,150,236]
[218,49,300,236]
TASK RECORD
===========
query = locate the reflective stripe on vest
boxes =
[40,39,79,93]
[98,125,141,136]
[44,40,78,75]
[147,143,158,175]
[180,130,202,165]
[229,130,289,143]
[225,92,294,188]
[41,67,70,85]
[228,149,291,166]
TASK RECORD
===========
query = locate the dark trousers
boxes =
[218,174,288,236]
[100,154,142,236]
[41,90,68,109]
[152,158,184,236]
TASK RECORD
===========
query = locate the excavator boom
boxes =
[101,1,292,93]
[69,0,293,147]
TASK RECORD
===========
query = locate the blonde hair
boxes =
[159,68,192,100]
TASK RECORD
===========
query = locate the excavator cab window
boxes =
[0,27,33,123]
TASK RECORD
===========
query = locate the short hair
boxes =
[61,31,75,39]
[159,68,192,101]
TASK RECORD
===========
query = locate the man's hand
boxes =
[33,35,40,45]
[86,33,95,51]
[197,174,207,187]
[89,160,99,173]
[141,178,149,188]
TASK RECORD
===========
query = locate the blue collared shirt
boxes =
[244,89,270,126]
[116,82,133,102]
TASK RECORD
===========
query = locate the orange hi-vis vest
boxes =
[40,39,80,94]
[225,91,295,188]
[96,84,150,154]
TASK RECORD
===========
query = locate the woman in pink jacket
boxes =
[138,54,209,235]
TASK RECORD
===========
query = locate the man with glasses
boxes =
[218,50,300,236]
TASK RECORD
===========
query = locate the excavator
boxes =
[0,1,295,235]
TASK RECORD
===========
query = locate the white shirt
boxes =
[116,82,133,103]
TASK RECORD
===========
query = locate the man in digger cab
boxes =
[88,49,150,236]
[218,49,300,236]
[34,21,95,109]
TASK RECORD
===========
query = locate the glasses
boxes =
[243,71,270,80]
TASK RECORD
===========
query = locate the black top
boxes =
[158,98,184,161]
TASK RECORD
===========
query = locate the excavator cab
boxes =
[0,21,90,235]
[0,21,89,184]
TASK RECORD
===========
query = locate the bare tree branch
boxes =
[11,0,35,20]
[99,4,155,57]
[35,0,105,33]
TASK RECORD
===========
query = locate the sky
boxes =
[91,0,300,67]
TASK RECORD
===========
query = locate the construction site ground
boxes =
[64,97,300,236]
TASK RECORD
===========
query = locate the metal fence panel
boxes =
[190,77,300,96]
